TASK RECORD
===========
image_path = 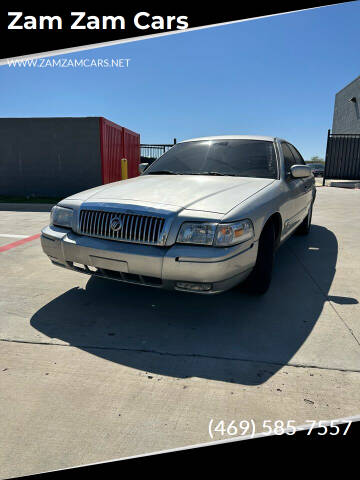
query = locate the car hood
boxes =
[68,175,275,214]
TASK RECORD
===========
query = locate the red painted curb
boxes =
[0,233,41,253]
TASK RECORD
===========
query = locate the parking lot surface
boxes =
[1,187,360,478]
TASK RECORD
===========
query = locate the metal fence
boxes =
[323,130,360,184]
[140,140,176,165]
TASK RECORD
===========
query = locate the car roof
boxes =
[180,135,276,143]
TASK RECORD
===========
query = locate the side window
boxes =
[281,142,296,174]
[288,144,305,165]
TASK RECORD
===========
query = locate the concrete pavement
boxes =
[0,187,360,478]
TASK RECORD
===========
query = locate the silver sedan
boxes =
[41,135,315,294]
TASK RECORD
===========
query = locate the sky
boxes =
[1,2,360,160]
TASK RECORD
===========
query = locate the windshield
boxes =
[145,139,278,179]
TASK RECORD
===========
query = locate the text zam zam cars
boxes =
[41,136,315,295]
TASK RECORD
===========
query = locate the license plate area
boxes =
[89,255,129,273]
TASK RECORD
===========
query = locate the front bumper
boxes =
[41,225,258,294]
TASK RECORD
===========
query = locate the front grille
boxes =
[78,209,166,245]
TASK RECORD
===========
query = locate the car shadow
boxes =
[30,225,351,385]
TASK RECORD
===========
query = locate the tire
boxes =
[242,221,275,295]
[296,201,313,236]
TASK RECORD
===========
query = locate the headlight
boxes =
[214,219,254,246]
[50,206,73,228]
[177,219,254,246]
[177,223,217,245]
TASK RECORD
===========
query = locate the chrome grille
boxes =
[78,209,166,245]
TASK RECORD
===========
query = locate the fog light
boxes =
[176,282,212,292]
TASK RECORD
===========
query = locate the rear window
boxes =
[145,139,278,179]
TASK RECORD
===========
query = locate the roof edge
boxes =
[335,75,360,95]
[181,135,276,143]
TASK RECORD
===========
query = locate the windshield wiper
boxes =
[147,170,181,175]
[183,171,238,176]
[147,170,239,176]
[205,171,238,176]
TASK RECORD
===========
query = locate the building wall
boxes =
[332,76,360,134]
[0,117,102,198]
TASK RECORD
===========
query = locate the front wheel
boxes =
[242,221,275,295]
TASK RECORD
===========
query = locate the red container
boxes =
[99,117,140,184]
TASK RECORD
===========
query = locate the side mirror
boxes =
[138,162,149,175]
[290,165,312,179]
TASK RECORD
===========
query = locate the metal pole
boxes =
[323,129,330,186]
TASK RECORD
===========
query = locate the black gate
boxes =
[323,130,360,184]
[140,140,176,166]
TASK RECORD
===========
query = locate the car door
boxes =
[280,142,308,236]
[288,143,314,211]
